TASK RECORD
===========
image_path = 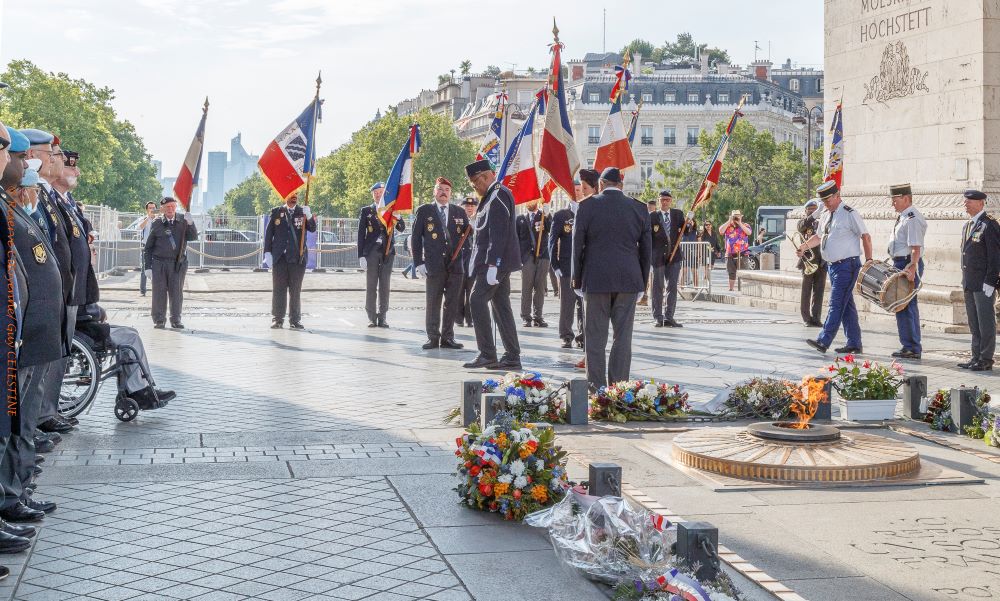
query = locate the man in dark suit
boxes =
[516,201,551,327]
[357,182,406,328]
[263,192,317,329]
[463,160,522,370]
[649,190,684,327]
[572,167,651,389]
[411,177,470,350]
[550,169,598,349]
[143,197,198,329]
[959,189,1000,371]
[797,199,826,327]
[456,197,477,328]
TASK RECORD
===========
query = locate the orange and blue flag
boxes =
[824,102,844,188]
[377,124,421,228]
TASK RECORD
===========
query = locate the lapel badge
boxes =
[32,243,47,264]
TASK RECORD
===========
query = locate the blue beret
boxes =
[964,189,987,201]
[804,198,820,209]
[20,169,39,187]
[369,181,385,192]
[600,167,622,184]
[5,127,28,152]
[20,128,53,146]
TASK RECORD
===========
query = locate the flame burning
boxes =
[787,377,829,429]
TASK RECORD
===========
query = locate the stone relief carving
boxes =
[862,41,930,104]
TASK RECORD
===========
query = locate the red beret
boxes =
[52,135,61,146]
[435,177,452,188]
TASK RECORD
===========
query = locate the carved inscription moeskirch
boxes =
[863,40,930,104]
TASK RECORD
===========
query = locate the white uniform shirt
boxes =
[887,206,927,257]
[816,203,867,263]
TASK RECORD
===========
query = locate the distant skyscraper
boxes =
[206,151,227,209]
[201,133,260,210]
[152,159,163,180]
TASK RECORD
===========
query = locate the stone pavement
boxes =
[4,269,998,601]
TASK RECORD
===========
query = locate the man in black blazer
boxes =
[960,189,1000,371]
[357,182,406,328]
[572,167,651,389]
[463,160,522,370]
[649,190,685,327]
[411,177,470,350]
[264,192,317,329]
[515,201,551,327]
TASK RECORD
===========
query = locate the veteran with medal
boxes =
[357,181,406,328]
[550,169,598,349]
[143,197,198,329]
[887,183,927,359]
[959,189,1000,371]
[263,192,316,330]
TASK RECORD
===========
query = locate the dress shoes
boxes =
[440,340,464,350]
[463,356,499,370]
[155,389,176,402]
[893,349,921,359]
[270,320,283,329]
[0,503,44,523]
[33,439,55,454]
[37,417,73,434]
[39,431,61,444]
[496,358,522,371]
[65,416,79,426]
[377,318,389,328]
[575,337,584,349]
[170,322,185,330]
[0,531,30,554]
[891,349,907,358]
[422,340,440,350]
[130,387,166,410]
[533,319,549,328]
[806,339,829,353]
[289,322,305,330]
[23,498,55,514]
[34,456,44,465]
[664,319,683,328]
[958,361,975,369]
[654,320,665,327]
[1,520,34,539]
[368,321,377,328]
[522,320,532,327]
[465,320,473,327]
[31,466,41,477]
[834,345,863,354]
[971,362,994,372]
[561,339,573,349]
[153,322,165,329]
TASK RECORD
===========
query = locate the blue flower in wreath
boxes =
[499,500,510,513]
[527,371,542,381]
[483,379,500,392]
[624,391,635,405]
[505,385,526,400]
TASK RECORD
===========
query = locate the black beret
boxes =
[461,197,478,206]
[599,167,622,184]
[160,196,178,206]
[964,189,987,201]
[465,159,493,178]
[659,189,673,198]
[646,199,657,206]
[817,181,839,199]
[889,183,911,196]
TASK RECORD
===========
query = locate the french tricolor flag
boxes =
[593,65,636,173]
[538,23,580,201]
[377,124,421,228]
[497,101,541,205]
[258,97,321,200]
[173,99,208,211]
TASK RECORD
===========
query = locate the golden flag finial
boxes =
[552,18,559,43]
[203,97,209,112]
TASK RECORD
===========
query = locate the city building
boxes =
[202,133,260,210]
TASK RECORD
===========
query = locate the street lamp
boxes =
[792,105,824,199]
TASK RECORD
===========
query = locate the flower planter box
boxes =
[839,398,897,421]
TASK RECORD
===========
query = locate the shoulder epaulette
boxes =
[985,214,997,222]
[843,205,854,212]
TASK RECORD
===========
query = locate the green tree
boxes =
[460,60,472,76]
[650,119,807,227]
[0,59,160,210]
[483,65,501,78]
[659,33,731,65]
[621,39,656,60]
[212,173,280,216]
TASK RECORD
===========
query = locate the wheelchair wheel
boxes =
[60,335,101,418]
[114,397,139,422]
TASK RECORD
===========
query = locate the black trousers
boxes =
[470,270,520,361]
[365,249,394,322]
[651,262,681,321]
[520,258,549,321]
[558,275,583,342]
[800,264,827,324]
[425,270,463,343]
[584,292,637,389]
[457,275,475,326]
[151,258,187,325]
[0,361,53,508]
[272,258,307,323]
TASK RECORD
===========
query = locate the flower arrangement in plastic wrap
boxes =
[924,389,955,432]
[454,412,570,521]
[483,372,567,424]
[590,380,690,423]
[986,415,1000,449]
[720,377,796,420]
[826,354,903,400]
[962,390,995,441]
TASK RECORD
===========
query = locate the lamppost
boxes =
[792,105,824,199]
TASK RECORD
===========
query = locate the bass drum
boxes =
[855,260,917,313]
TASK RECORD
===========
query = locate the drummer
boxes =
[797,181,873,354]
[887,183,927,359]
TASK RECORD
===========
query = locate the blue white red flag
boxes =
[377,124,422,228]
[594,59,635,173]
[538,23,580,201]
[627,100,643,144]
[476,91,507,169]
[173,99,208,211]
[497,101,542,205]
[258,96,322,200]
[690,95,746,213]
[824,102,844,188]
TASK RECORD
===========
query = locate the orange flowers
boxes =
[494,482,510,496]
[518,440,539,459]
[530,485,548,502]
[496,432,508,449]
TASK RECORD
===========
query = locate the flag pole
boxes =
[300,71,322,258]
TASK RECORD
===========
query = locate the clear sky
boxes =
[0,0,823,177]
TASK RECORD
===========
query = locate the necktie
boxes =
[888,214,901,254]
[663,211,670,232]
[440,205,449,243]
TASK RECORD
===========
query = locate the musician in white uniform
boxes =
[887,183,927,359]
[797,181,873,354]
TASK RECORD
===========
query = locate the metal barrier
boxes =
[679,241,713,298]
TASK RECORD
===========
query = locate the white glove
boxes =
[184,212,193,224]
[359,257,367,271]
[302,206,311,219]
[263,252,272,268]
[553,268,562,278]
[574,288,584,298]
[486,265,499,286]
[416,264,427,277]
[144,269,152,279]
[985,283,995,297]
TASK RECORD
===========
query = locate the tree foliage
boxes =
[659,33,731,65]
[460,60,472,76]
[645,120,808,227]
[483,65,501,78]
[0,59,160,211]
[621,39,656,60]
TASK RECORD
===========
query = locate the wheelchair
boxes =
[60,318,163,422]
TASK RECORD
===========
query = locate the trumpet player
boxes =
[797,199,826,327]
[888,183,926,360]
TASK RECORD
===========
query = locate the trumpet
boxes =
[787,231,819,275]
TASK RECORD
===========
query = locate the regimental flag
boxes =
[824,102,844,188]
[538,22,579,201]
[690,95,747,213]
[258,95,322,200]
[497,101,542,205]
[540,177,558,203]
[377,124,422,228]
[477,91,507,169]
[173,98,208,211]
[593,58,635,173]
[627,100,643,145]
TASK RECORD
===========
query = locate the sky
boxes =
[0,0,823,178]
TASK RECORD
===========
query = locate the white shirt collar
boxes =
[971,209,986,223]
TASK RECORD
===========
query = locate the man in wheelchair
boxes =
[75,304,176,410]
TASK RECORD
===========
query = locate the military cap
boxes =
[63,150,79,167]
[20,168,39,187]
[804,198,820,209]
[599,167,622,184]
[578,168,599,189]
[646,199,657,206]
[889,183,911,196]
[465,159,492,179]
[160,196,178,206]
[659,189,673,198]
[435,176,452,187]
[461,197,478,206]
[19,128,54,146]
[964,189,987,201]
[5,127,29,153]
[369,181,385,192]
[817,180,839,199]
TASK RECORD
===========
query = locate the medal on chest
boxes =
[32,243,47,264]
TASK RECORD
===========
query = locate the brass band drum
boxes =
[855,260,918,313]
